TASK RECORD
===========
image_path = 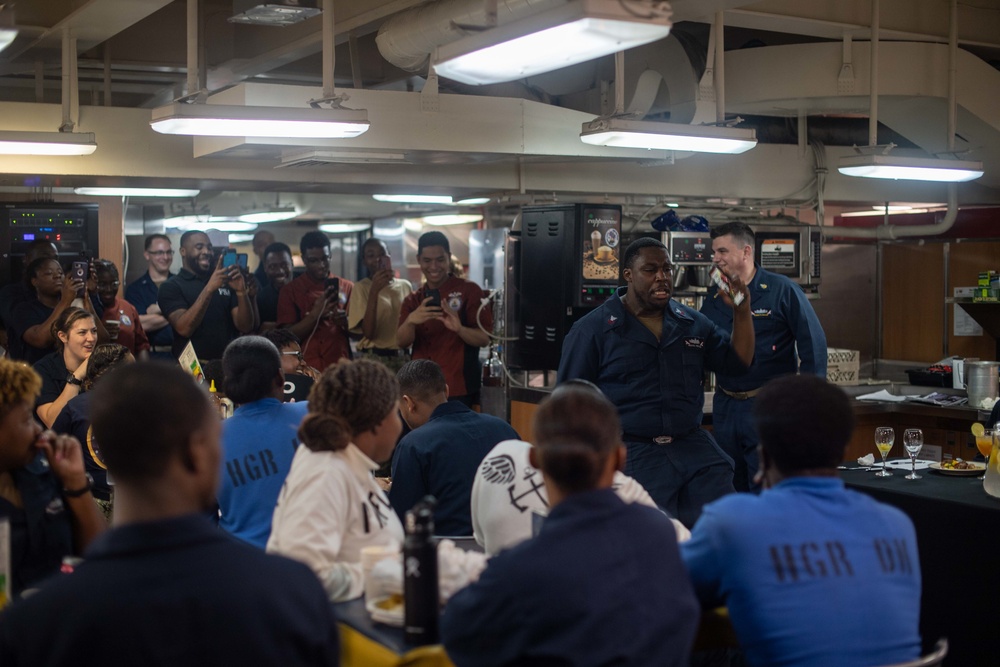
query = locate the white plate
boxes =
[928,461,985,476]
[366,596,403,627]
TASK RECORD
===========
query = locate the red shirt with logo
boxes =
[277,272,354,371]
[398,275,492,397]
[101,297,150,355]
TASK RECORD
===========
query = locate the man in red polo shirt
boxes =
[397,231,491,407]
[276,231,353,372]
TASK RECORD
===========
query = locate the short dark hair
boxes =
[753,375,854,474]
[90,363,213,483]
[261,328,301,350]
[710,222,755,249]
[362,237,387,253]
[417,231,450,256]
[92,259,119,280]
[263,242,292,262]
[82,343,132,392]
[144,234,171,251]
[179,230,209,248]
[299,231,330,256]
[23,256,61,289]
[622,237,666,270]
[397,359,447,402]
[222,336,282,405]
[533,385,621,494]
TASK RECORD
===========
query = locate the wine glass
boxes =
[975,429,995,480]
[875,427,894,477]
[903,429,923,480]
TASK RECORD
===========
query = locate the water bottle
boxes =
[403,496,439,645]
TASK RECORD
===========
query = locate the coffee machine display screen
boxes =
[581,207,621,285]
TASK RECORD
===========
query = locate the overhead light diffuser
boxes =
[434,0,672,85]
[837,155,984,182]
[0,131,97,156]
[456,197,491,206]
[373,194,454,205]
[238,210,298,223]
[150,103,369,138]
[74,187,200,197]
[164,215,258,232]
[319,222,372,234]
[0,28,16,54]
[580,118,757,154]
[421,214,483,226]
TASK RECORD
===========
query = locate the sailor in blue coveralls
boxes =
[558,237,755,527]
[701,222,827,491]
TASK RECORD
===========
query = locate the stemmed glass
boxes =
[875,427,895,477]
[903,429,923,480]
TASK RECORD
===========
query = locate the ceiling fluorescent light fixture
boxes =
[373,194,454,205]
[580,118,757,154]
[319,222,372,234]
[150,103,369,139]
[229,1,321,26]
[421,214,483,226]
[0,27,16,54]
[74,187,200,197]
[0,131,97,156]
[838,155,984,183]
[433,0,672,85]
[164,215,258,232]
[238,210,298,224]
[455,197,491,206]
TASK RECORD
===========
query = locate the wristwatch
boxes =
[66,373,83,387]
[63,473,93,498]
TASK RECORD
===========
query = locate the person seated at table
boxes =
[389,359,519,536]
[267,359,404,602]
[0,358,106,599]
[51,343,134,506]
[33,307,98,428]
[262,328,322,381]
[218,336,309,548]
[681,374,922,667]
[0,363,340,666]
[441,384,699,667]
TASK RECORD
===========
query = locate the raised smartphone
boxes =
[222,250,238,268]
[71,260,88,298]
[236,253,249,270]
[425,288,441,308]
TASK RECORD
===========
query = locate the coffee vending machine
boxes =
[506,204,622,371]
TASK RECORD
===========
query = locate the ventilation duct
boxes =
[229,1,321,27]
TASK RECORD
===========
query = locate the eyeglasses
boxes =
[147,250,174,257]
[96,281,121,290]
[282,350,304,361]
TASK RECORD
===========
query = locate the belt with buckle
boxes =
[720,387,762,400]
[364,348,406,358]
[623,429,696,446]
[150,345,173,354]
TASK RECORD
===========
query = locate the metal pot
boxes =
[965,361,1000,408]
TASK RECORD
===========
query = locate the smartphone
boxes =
[71,260,88,298]
[325,277,340,305]
[212,247,227,267]
[378,256,391,272]
[426,288,441,308]
[222,250,238,268]
[236,253,249,270]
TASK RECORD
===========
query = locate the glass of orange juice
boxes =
[976,429,995,479]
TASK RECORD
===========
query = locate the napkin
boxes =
[855,390,907,403]
[857,454,875,466]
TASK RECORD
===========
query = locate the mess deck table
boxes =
[840,463,1000,667]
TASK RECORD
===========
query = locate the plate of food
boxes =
[928,460,985,476]
[366,593,404,626]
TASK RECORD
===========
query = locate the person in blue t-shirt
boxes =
[681,374,921,667]
[218,336,308,548]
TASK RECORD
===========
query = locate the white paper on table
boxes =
[855,390,908,403]
[882,459,936,470]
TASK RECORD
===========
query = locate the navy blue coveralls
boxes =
[558,287,749,527]
[701,265,827,491]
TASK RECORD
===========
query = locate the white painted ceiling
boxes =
[1,0,999,225]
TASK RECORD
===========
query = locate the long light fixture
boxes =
[0,131,97,156]
[421,214,483,226]
[74,186,200,197]
[164,215,258,232]
[580,118,757,154]
[837,155,984,183]
[238,209,298,223]
[373,194,454,205]
[0,27,15,54]
[150,103,370,138]
[433,0,672,86]
[319,222,372,234]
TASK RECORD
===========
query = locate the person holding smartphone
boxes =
[348,238,413,372]
[276,231,354,372]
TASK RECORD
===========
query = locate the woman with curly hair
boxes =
[0,359,106,598]
[267,358,403,601]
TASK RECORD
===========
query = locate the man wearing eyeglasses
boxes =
[125,234,175,360]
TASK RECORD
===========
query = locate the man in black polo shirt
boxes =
[157,231,255,360]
